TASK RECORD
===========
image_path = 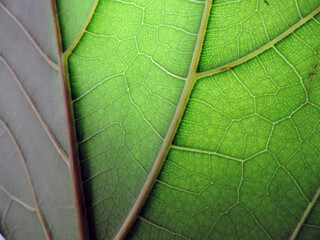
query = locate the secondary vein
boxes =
[114,0,213,239]
[0,185,36,212]
[64,0,100,56]
[196,6,320,79]
[0,117,52,240]
[0,2,59,70]
[0,56,69,167]
[290,186,320,240]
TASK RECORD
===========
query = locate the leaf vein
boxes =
[0,2,58,70]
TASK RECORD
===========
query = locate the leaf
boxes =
[55,0,320,239]
[3,0,319,239]
[57,0,207,239]
[0,0,78,239]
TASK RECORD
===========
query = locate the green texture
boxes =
[297,197,320,239]
[198,0,320,71]
[56,0,95,51]
[0,0,77,239]
[56,0,320,239]
[131,8,320,240]
[60,0,205,238]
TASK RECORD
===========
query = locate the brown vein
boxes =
[1,200,11,227]
[0,185,36,212]
[50,1,90,239]
[0,117,52,240]
[0,56,69,166]
[0,2,59,71]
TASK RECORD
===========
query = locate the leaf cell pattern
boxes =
[130,7,320,240]
[58,0,206,238]
[56,0,320,239]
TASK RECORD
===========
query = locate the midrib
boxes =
[51,0,91,239]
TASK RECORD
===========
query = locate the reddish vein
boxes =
[0,2,59,71]
[0,56,69,166]
[50,1,90,239]
[0,117,52,240]
[0,185,36,212]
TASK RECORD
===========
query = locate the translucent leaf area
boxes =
[57,0,320,239]
[58,0,205,238]
[198,0,320,71]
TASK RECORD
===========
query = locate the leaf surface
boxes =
[0,0,77,239]
[57,0,206,238]
[57,0,320,239]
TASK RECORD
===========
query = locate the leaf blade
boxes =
[130,7,320,240]
[0,0,77,238]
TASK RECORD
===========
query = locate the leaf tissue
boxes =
[0,0,320,239]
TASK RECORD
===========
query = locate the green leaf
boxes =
[3,0,320,239]
[57,0,207,238]
[131,5,320,240]
[0,0,77,239]
[55,0,320,239]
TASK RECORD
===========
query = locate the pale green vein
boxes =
[124,146,148,175]
[239,203,273,240]
[295,0,302,19]
[156,180,199,195]
[64,0,99,56]
[131,102,164,140]
[187,0,205,4]
[272,45,308,100]
[196,6,320,79]
[72,74,123,102]
[82,167,115,184]
[290,186,320,240]
[115,0,213,238]
[212,1,241,7]
[303,224,320,229]
[77,122,119,144]
[270,151,310,203]
[138,216,192,240]
[171,144,243,163]
[204,214,222,240]
[140,53,186,81]
[309,101,320,110]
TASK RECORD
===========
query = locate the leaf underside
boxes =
[0,0,77,239]
[21,0,320,239]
